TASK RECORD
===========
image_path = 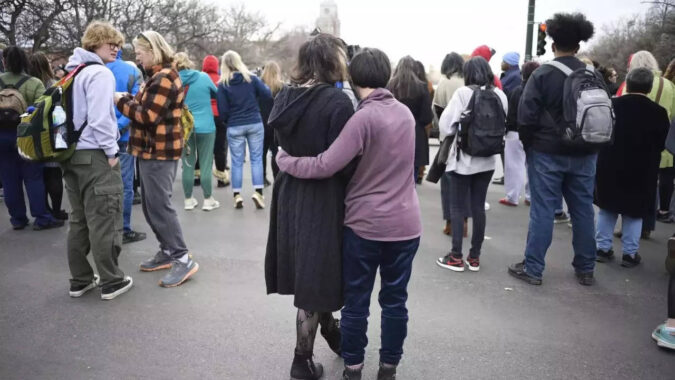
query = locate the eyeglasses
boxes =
[107,43,120,51]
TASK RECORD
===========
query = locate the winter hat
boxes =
[503,52,520,66]
[471,45,495,62]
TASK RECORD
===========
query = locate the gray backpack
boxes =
[546,61,615,146]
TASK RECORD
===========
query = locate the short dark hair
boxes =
[521,61,541,83]
[348,48,391,89]
[291,33,347,85]
[441,52,464,79]
[463,57,494,88]
[2,46,29,75]
[626,68,654,94]
[546,13,594,52]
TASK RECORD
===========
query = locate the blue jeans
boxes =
[341,227,420,366]
[119,142,134,233]
[226,122,264,193]
[0,130,52,227]
[523,150,597,279]
[596,209,641,255]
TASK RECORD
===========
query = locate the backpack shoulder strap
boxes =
[655,77,665,104]
[14,75,31,90]
[545,61,574,76]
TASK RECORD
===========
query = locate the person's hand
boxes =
[108,157,119,167]
[114,92,128,103]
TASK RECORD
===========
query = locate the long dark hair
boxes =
[441,52,464,79]
[387,55,425,99]
[2,46,29,75]
[28,52,55,85]
[463,57,495,88]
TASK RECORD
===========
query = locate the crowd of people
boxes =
[0,9,674,380]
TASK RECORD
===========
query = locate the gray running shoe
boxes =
[159,256,199,287]
[140,251,172,272]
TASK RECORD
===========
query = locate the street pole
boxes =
[525,0,536,62]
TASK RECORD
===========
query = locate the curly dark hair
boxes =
[546,13,594,51]
[291,33,347,85]
[441,52,464,79]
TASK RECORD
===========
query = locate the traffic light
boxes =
[536,23,547,56]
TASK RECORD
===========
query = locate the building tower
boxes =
[315,0,341,37]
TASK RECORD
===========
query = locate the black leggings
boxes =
[214,118,228,172]
[669,274,675,319]
[448,170,494,258]
[43,166,63,213]
[659,167,675,212]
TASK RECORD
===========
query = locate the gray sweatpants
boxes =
[62,150,125,287]
[138,159,188,260]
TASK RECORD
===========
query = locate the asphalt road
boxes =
[1,156,673,380]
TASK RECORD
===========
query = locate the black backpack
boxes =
[456,85,506,157]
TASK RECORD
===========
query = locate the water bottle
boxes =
[52,104,67,150]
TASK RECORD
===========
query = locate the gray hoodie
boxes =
[65,48,119,157]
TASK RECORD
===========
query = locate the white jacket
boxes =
[439,85,508,175]
[65,48,119,157]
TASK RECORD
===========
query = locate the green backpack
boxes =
[17,62,100,162]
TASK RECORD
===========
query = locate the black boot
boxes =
[290,351,324,380]
[342,366,362,380]
[320,318,341,356]
[377,363,397,380]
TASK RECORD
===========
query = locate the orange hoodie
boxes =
[202,55,220,116]
[471,45,503,90]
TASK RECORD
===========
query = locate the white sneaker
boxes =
[202,197,220,211]
[184,197,198,210]
[234,194,244,209]
[484,202,490,211]
[252,192,265,209]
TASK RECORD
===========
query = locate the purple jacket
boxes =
[276,88,422,241]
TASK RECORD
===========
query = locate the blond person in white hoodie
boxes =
[436,57,508,273]
[62,21,132,301]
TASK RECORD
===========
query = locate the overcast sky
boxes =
[227,0,648,72]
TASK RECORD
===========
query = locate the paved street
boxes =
[1,154,674,380]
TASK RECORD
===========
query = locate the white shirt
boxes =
[439,85,508,175]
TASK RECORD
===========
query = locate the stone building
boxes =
[315,0,341,37]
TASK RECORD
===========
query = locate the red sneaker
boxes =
[465,257,480,272]
[436,253,465,272]
[499,198,518,207]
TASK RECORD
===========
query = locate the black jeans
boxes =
[659,167,675,213]
[214,117,229,172]
[43,166,63,213]
[669,273,675,319]
[262,126,278,180]
[341,227,420,366]
[448,170,494,258]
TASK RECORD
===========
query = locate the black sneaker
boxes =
[140,251,172,272]
[621,253,642,268]
[100,276,133,300]
[657,212,673,223]
[123,230,147,244]
[343,366,362,380]
[133,191,142,205]
[33,219,64,231]
[290,351,323,380]
[575,271,595,286]
[320,318,341,356]
[217,180,228,188]
[12,222,28,230]
[52,210,69,220]
[596,249,614,263]
[554,211,570,224]
[377,363,397,380]
[69,274,100,298]
[492,176,504,185]
[508,261,542,285]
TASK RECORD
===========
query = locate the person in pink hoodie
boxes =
[202,55,230,187]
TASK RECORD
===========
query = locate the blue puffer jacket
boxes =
[500,66,522,98]
[217,72,272,128]
[106,50,141,142]
[179,69,217,134]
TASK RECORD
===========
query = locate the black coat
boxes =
[397,84,433,167]
[264,84,354,312]
[595,95,669,218]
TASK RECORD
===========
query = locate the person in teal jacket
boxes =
[175,53,220,211]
